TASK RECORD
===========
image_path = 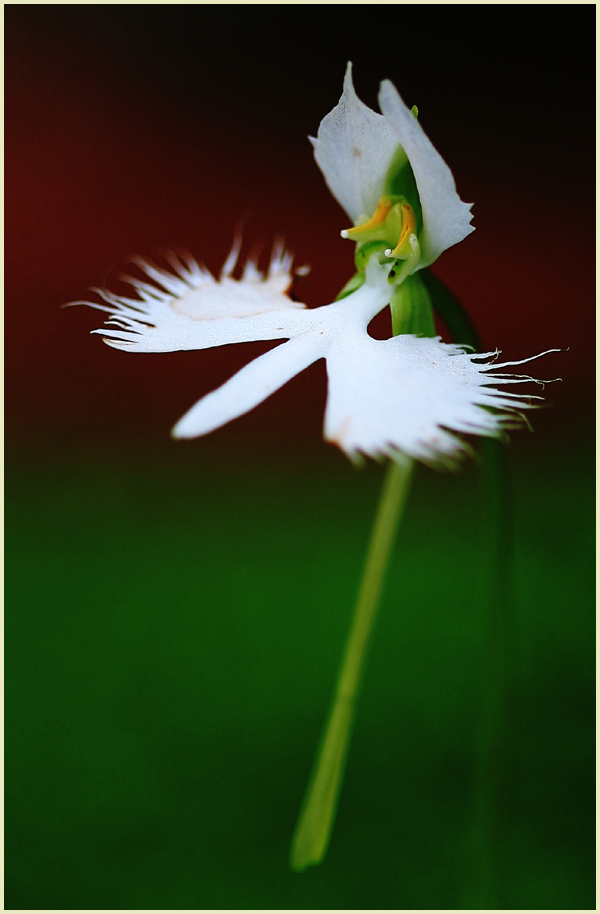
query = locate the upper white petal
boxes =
[311,64,474,268]
[378,80,474,268]
[310,62,400,223]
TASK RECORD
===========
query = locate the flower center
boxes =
[341,196,421,284]
[341,196,418,259]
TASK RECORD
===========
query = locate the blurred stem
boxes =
[423,269,513,908]
[470,437,514,909]
[290,455,414,872]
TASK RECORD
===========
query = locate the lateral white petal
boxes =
[324,333,545,466]
[378,80,474,268]
[91,292,307,353]
[310,62,399,223]
[73,245,307,353]
[172,332,327,440]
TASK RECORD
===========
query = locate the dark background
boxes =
[6,5,595,910]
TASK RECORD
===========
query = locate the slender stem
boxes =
[290,456,414,872]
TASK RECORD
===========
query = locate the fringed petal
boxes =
[323,333,555,467]
[66,240,307,353]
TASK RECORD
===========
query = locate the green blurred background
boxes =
[5,6,595,910]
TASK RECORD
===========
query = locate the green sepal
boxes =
[390,271,436,337]
[334,271,365,302]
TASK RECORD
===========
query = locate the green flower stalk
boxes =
[290,455,414,871]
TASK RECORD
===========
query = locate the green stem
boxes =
[290,456,414,872]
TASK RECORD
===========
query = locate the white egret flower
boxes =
[71,65,555,466]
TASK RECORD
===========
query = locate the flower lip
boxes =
[70,232,559,467]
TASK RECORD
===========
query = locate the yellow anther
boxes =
[388,202,417,258]
[341,196,418,264]
[342,196,394,238]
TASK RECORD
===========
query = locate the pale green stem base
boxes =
[290,456,414,872]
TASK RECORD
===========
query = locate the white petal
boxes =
[324,333,548,466]
[378,81,474,268]
[172,332,326,439]
[70,242,307,353]
[310,62,400,223]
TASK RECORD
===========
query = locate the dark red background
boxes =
[6,7,595,460]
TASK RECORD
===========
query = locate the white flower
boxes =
[70,67,556,466]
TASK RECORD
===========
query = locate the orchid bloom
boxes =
[72,63,554,466]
